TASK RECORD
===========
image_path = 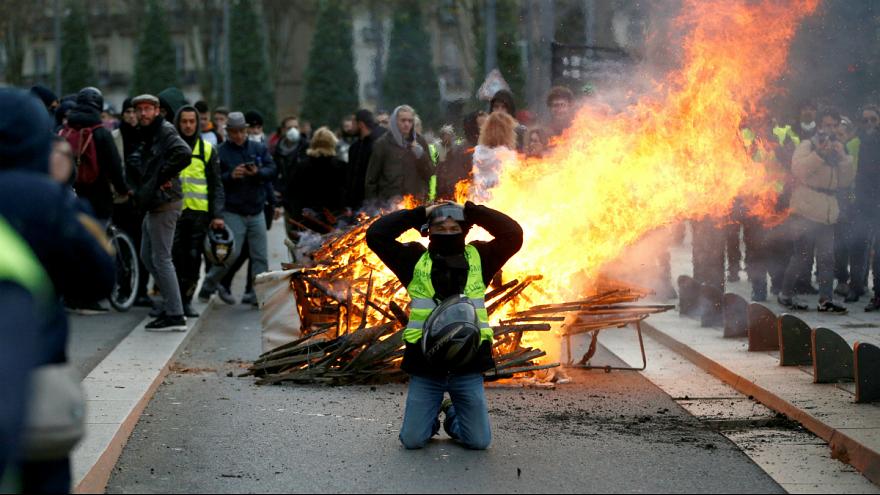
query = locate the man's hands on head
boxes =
[425,200,460,216]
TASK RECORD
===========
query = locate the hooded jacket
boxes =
[0,89,115,367]
[175,105,226,219]
[66,89,130,220]
[364,106,433,203]
[126,113,192,212]
[366,202,524,377]
[158,87,188,120]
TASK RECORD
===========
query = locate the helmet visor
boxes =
[429,204,465,224]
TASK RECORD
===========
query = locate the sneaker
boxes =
[72,300,110,315]
[865,297,880,312]
[777,294,808,311]
[183,304,200,318]
[818,299,847,314]
[835,282,851,298]
[241,291,258,306]
[145,314,187,332]
[197,287,214,303]
[216,287,236,305]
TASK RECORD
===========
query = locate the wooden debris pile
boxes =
[249,221,673,386]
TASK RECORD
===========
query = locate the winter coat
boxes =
[853,131,880,215]
[790,139,856,225]
[365,202,523,377]
[347,126,387,209]
[67,107,129,220]
[274,137,308,214]
[217,139,277,217]
[0,170,115,365]
[126,115,192,213]
[364,131,433,203]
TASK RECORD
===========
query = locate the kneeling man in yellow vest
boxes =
[366,201,523,449]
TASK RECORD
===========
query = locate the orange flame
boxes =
[475,0,819,301]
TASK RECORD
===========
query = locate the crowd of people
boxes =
[685,99,880,320]
[0,81,576,492]
[5,70,880,487]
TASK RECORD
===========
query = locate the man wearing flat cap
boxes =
[127,94,192,330]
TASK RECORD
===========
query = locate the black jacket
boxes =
[854,131,880,214]
[366,202,524,377]
[347,126,387,209]
[67,108,129,220]
[0,171,115,365]
[217,138,277,216]
[126,115,192,212]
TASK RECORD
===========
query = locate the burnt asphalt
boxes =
[106,302,783,494]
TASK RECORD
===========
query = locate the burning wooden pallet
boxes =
[249,220,672,385]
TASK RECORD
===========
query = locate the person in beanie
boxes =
[245,110,266,144]
[198,111,277,306]
[30,85,59,116]
[128,94,192,330]
[64,87,131,224]
[489,89,527,152]
[171,105,225,318]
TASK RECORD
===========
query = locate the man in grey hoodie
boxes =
[364,105,434,204]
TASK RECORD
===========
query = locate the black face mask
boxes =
[429,233,466,257]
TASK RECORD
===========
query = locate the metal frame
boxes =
[562,322,647,372]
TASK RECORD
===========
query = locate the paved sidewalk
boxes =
[636,233,880,485]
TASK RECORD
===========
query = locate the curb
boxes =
[73,298,218,494]
[641,320,880,486]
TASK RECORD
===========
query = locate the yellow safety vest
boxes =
[404,245,493,345]
[180,139,213,212]
[0,216,52,303]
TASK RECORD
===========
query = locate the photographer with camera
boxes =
[778,108,855,313]
[198,112,277,306]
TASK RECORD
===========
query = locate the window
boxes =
[95,44,109,78]
[33,48,48,77]
[175,43,185,72]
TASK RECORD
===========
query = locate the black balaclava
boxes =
[429,233,466,257]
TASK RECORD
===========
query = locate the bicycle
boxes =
[106,223,140,312]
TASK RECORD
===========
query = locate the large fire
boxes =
[474,0,819,300]
[294,0,820,369]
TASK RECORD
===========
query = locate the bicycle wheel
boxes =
[109,228,140,312]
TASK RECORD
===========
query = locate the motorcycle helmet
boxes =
[204,224,235,268]
[421,295,482,371]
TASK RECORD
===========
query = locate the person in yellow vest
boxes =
[172,105,225,318]
[366,201,523,450]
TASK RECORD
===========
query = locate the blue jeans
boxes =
[399,373,491,450]
[202,212,269,292]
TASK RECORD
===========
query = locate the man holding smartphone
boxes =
[198,112,276,305]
